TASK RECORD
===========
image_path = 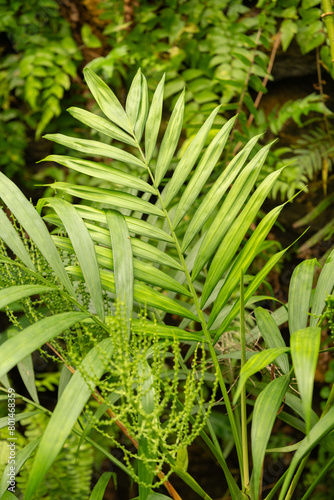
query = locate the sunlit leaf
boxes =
[40,155,155,194]
[145,74,165,164]
[83,67,133,134]
[155,90,185,186]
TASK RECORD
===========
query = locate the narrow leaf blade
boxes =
[290,327,321,434]
[288,259,316,333]
[46,198,104,321]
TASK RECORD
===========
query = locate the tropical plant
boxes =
[0,68,333,500]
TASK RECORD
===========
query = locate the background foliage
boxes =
[0,0,334,499]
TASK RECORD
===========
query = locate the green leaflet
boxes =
[162,105,221,207]
[290,327,321,434]
[44,134,146,169]
[233,348,290,404]
[67,106,137,146]
[45,198,104,321]
[72,205,174,243]
[181,134,261,252]
[0,207,35,270]
[106,210,133,334]
[17,355,39,404]
[88,472,113,500]
[251,375,290,500]
[254,307,290,374]
[172,116,236,229]
[0,285,54,310]
[145,74,165,164]
[131,319,203,342]
[126,69,148,142]
[46,183,164,217]
[83,67,133,134]
[288,259,317,333]
[126,68,143,129]
[155,90,185,186]
[0,438,41,497]
[40,155,155,194]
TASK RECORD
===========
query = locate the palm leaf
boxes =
[290,327,321,434]
[40,155,155,194]
[45,198,104,320]
[0,208,35,270]
[67,107,137,146]
[145,74,165,164]
[154,90,185,186]
[181,134,261,252]
[43,134,145,169]
[105,210,133,332]
[251,374,290,500]
[288,259,317,332]
[83,67,133,134]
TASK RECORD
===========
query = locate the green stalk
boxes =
[135,140,244,493]
[284,455,309,500]
[240,271,249,494]
[300,454,334,500]
[322,1,334,62]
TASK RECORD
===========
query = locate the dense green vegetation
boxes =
[0,1,334,499]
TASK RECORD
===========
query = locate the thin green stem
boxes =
[284,455,308,500]
[322,0,334,62]
[240,271,249,493]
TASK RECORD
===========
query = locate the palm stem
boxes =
[240,272,249,493]
[135,139,244,489]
